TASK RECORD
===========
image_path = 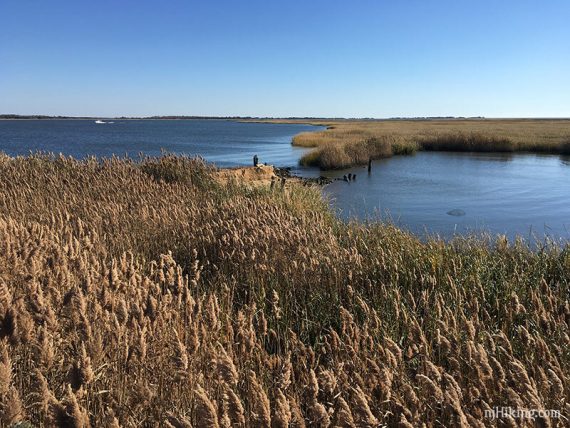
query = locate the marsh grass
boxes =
[301,136,418,169]
[520,138,570,155]
[139,153,215,189]
[0,154,568,426]
[287,119,570,169]
[420,132,516,152]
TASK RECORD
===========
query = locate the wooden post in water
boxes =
[368,157,372,174]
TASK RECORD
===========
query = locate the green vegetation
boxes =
[0,154,568,426]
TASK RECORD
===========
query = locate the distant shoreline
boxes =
[0,116,244,121]
[3,115,570,121]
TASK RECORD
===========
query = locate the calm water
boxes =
[1,120,569,241]
[322,152,570,241]
[0,119,323,172]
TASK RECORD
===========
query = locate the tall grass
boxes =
[0,154,568,426]
[287,119,570,169]
[420,133,516,152]
[300,136,418,169]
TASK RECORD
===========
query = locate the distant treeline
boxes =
[0,114,96,120]
[4,114,569,121]
[0,114,244,120]
[0,114,235,120]
[1,114,315,120]
[1,114,490,121]
[0,114,373,120]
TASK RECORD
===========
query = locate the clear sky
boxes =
[1,0,569,118]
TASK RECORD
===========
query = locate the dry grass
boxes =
[300,136,398,169]
[286,119,570,169]
[0,153,568,426]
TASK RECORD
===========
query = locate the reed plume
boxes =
[0,154,567,426]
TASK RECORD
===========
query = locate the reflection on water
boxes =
[322,152,570,241]
[467,152,514,162]
[560,155,570,167]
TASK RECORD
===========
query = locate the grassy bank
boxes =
[0,154,568,426]
[285,119,570,169]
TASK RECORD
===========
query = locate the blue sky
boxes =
[1,1,569,117]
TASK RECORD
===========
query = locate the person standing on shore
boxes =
[253,154,259,166]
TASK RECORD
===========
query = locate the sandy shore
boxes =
[214,164,329,188]
[215,164,277,185]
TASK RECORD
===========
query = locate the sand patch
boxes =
[215,164,278,186]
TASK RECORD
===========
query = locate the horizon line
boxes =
[2,114,570,121]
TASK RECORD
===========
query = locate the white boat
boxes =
[95,120,106,124]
